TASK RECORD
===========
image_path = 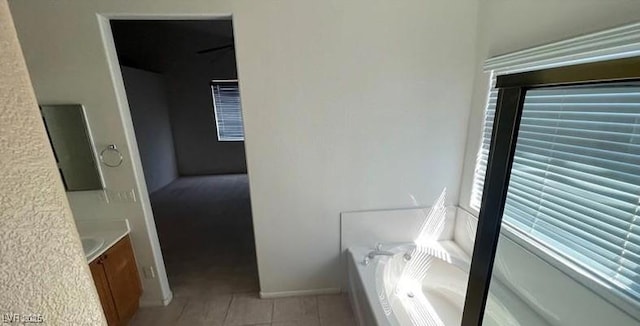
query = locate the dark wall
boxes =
[165,49,247,175]
[121,66,178,192]
[112,20,247,176]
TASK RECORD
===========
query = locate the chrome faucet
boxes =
[362,243,394,265]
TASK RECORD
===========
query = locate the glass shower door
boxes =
[485,83,640,325]
[462,58,640,326]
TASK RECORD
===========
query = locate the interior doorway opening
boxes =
[110,19,259,322]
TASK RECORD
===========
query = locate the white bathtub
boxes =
[347,241,549,326]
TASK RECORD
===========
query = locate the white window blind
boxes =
[513,85,639,301]
[470,73,497,211]
[211,81,244,141]
[471,22,640,307]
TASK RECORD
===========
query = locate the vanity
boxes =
[78,220,141,326]
[40,105,142,324]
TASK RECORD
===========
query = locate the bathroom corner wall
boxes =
[0,0,106,324]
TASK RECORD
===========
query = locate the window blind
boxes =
[470,22,640,314]
[474,81,640,302]
[211,81,244,141]
[470,73,497,211]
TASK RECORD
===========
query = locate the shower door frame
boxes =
[461,56,640,325]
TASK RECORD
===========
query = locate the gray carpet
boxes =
[149,174,259,297]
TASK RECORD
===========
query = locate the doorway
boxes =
[110,19,259,323]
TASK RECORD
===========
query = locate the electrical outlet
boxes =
[143,266,156,279]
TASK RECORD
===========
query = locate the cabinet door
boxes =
[102,236,142,324]
[89,259,119,326]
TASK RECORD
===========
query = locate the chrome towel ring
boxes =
[100,144,123,167]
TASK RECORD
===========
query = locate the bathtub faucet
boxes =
[366,249,395,259]
[362,243,395,265]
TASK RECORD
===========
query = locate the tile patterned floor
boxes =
[130,175,355,326]
[131,293,355,326]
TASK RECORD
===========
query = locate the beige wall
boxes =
[0,0,106,324]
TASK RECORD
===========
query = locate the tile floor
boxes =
[130,175,356,326]
[131,293,356,326]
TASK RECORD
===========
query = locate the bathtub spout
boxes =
[362,243,396,265]
[366,250,395,259]
[362,250,395,266]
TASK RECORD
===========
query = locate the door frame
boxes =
[96,13,256,304]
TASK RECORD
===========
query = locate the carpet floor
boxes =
[150,174,259,297]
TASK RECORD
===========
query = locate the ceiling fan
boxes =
[197,41,234,54]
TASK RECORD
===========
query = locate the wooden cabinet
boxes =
[89,260,119,325]
[89,235,142,326]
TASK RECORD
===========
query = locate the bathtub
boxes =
[347,241,549,326]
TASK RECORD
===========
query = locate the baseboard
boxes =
[260,288,342,299]
[139,291,173,307]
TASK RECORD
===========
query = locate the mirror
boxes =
[40,104,104,191]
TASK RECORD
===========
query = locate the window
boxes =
[512,84,639,300]
[211,80,244,141]
[471,23,640,309]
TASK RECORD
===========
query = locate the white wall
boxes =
[8,0,479,297]
[236,1,479,294]
[121,66,178,193]
[457,1,640,325]
[0,0,105,323]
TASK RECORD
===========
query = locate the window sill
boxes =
[465,207,640,322]
[217,139,244,142]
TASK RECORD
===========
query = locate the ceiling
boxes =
[110,19,234,73]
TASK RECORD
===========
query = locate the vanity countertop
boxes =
[75,219,130,263]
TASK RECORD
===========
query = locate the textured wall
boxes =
[0,1,106,324]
